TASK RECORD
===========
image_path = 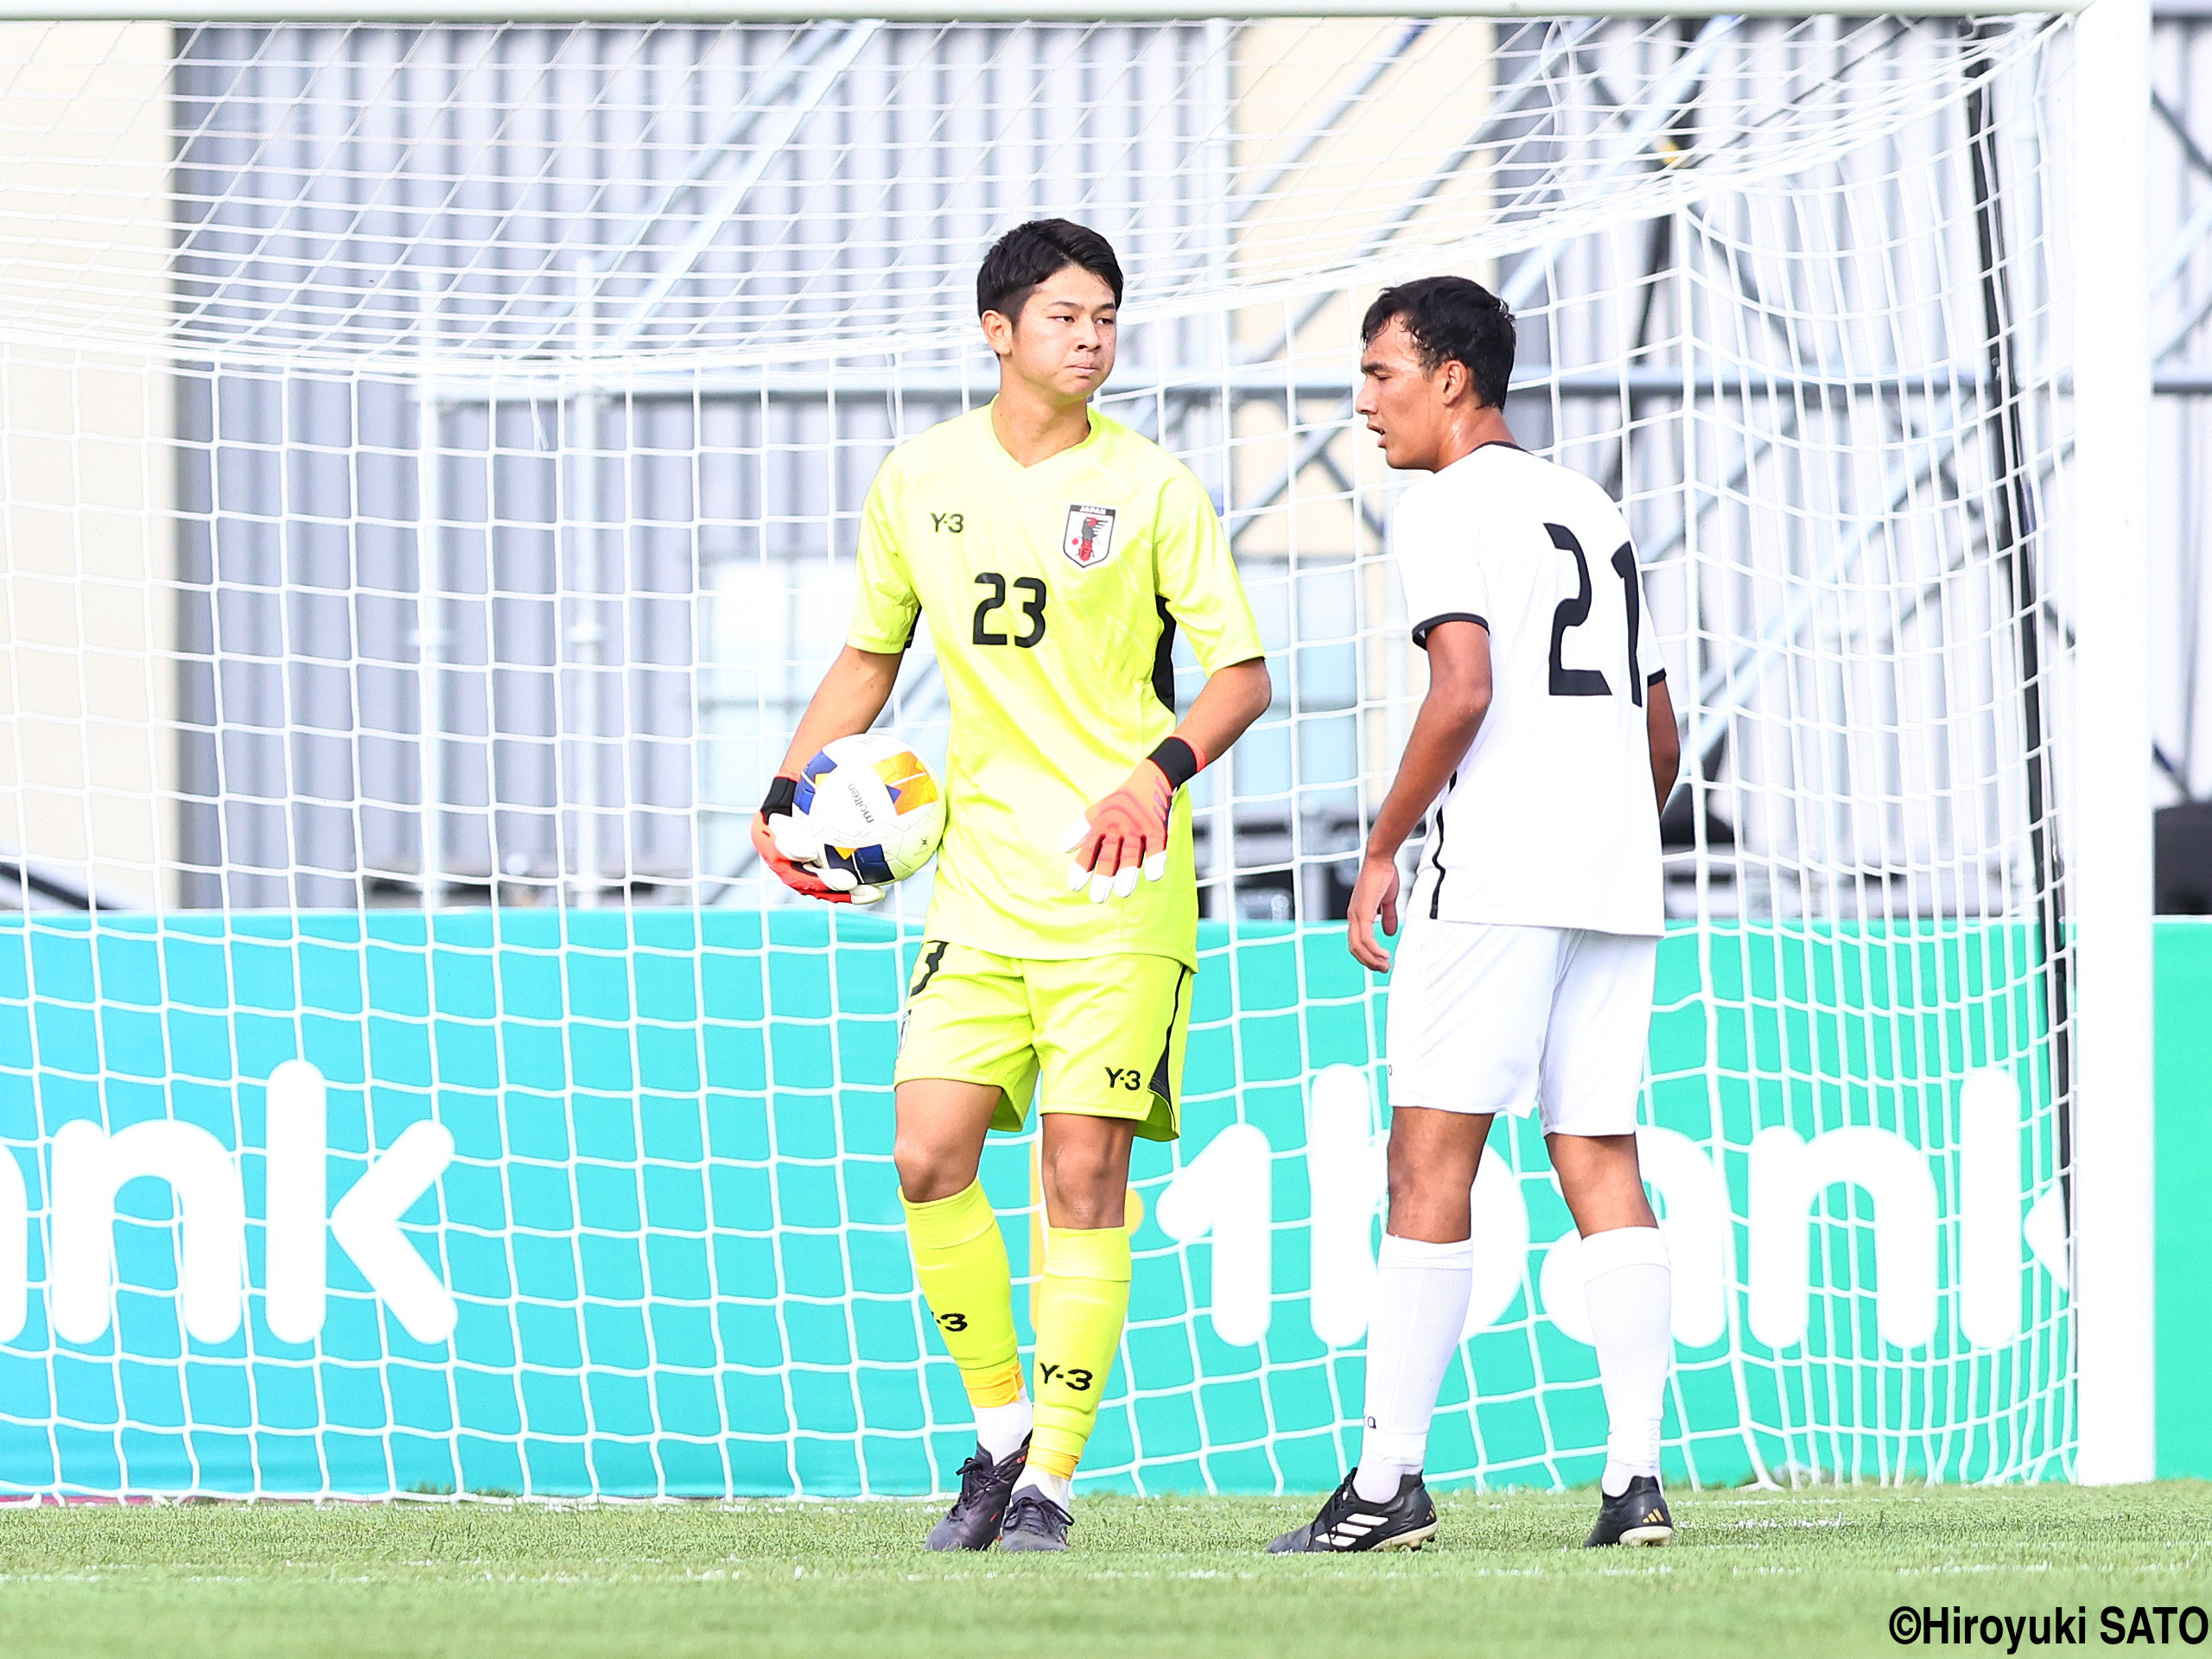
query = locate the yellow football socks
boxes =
[1029,1226,1133,1478]
[901,1181,1024,1408]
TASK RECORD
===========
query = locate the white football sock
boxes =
[1580,1225,1672,1497]
[1011,1465,1073,1510]
[974,1397,1033,1463]
[1353,1233,1474,1503]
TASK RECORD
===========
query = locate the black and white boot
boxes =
[925,1436,1029,1551]
[1583,1476,1675,1548]
[1266,1471,1439,1554]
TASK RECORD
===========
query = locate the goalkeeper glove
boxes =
[754,773,885,906]
[1058,738,1205,904]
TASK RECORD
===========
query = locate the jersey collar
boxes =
[982,399,1109,471]
[1433,436,1525,478]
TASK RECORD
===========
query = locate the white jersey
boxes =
[1391,442,1665,938]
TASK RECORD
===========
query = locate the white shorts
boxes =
[1385,919,1657,1136]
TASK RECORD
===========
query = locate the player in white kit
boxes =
[1270,276,1682,1555]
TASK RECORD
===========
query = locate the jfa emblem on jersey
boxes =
[1062,503,1118,570]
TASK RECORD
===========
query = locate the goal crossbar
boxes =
[0,1,2088,20]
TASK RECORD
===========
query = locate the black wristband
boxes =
[1147,737,1202,792]
[760,774,798,817]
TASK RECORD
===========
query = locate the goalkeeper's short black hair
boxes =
[976,219,1125,321]
[1362,276,1516,409]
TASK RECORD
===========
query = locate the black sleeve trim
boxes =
[1646,667,1667,687]
[1410,612,1489,650]
[1150,595,1179,711]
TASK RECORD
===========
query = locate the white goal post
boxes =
[0,1,2155,1497]
[2065,0,2155,1489]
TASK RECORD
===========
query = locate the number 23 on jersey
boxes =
[971,572,1047,647]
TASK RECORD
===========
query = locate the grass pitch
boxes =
[1,1483,2206,1658]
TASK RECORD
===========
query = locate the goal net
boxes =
[0,11,2077,1497]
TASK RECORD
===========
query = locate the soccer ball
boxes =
[792,732,946,893]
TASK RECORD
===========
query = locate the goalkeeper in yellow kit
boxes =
[753,220,1270,1551]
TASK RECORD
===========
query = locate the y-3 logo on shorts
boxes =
[1102,1065,1144,1092]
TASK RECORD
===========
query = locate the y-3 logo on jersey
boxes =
[1062,503,1117,570]
[931,512,964,533]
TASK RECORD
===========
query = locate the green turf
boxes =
[1,1484,2206,1658]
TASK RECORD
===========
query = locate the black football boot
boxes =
[1583,1476,1675,1548]
[1266,1471,1439,1554]
[996,1486,1073,1552]
[925,1437,1029,1551]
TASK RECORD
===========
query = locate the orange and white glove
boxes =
[753,772,855,905]
[1058,738,1205,904]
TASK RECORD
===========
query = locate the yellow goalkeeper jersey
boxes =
[846,404,1264,969]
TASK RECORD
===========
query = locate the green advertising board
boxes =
[0,909,2106,1495]
[2156,920,2212,1481]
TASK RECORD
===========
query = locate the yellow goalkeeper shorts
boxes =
[893,943,1193,1143]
